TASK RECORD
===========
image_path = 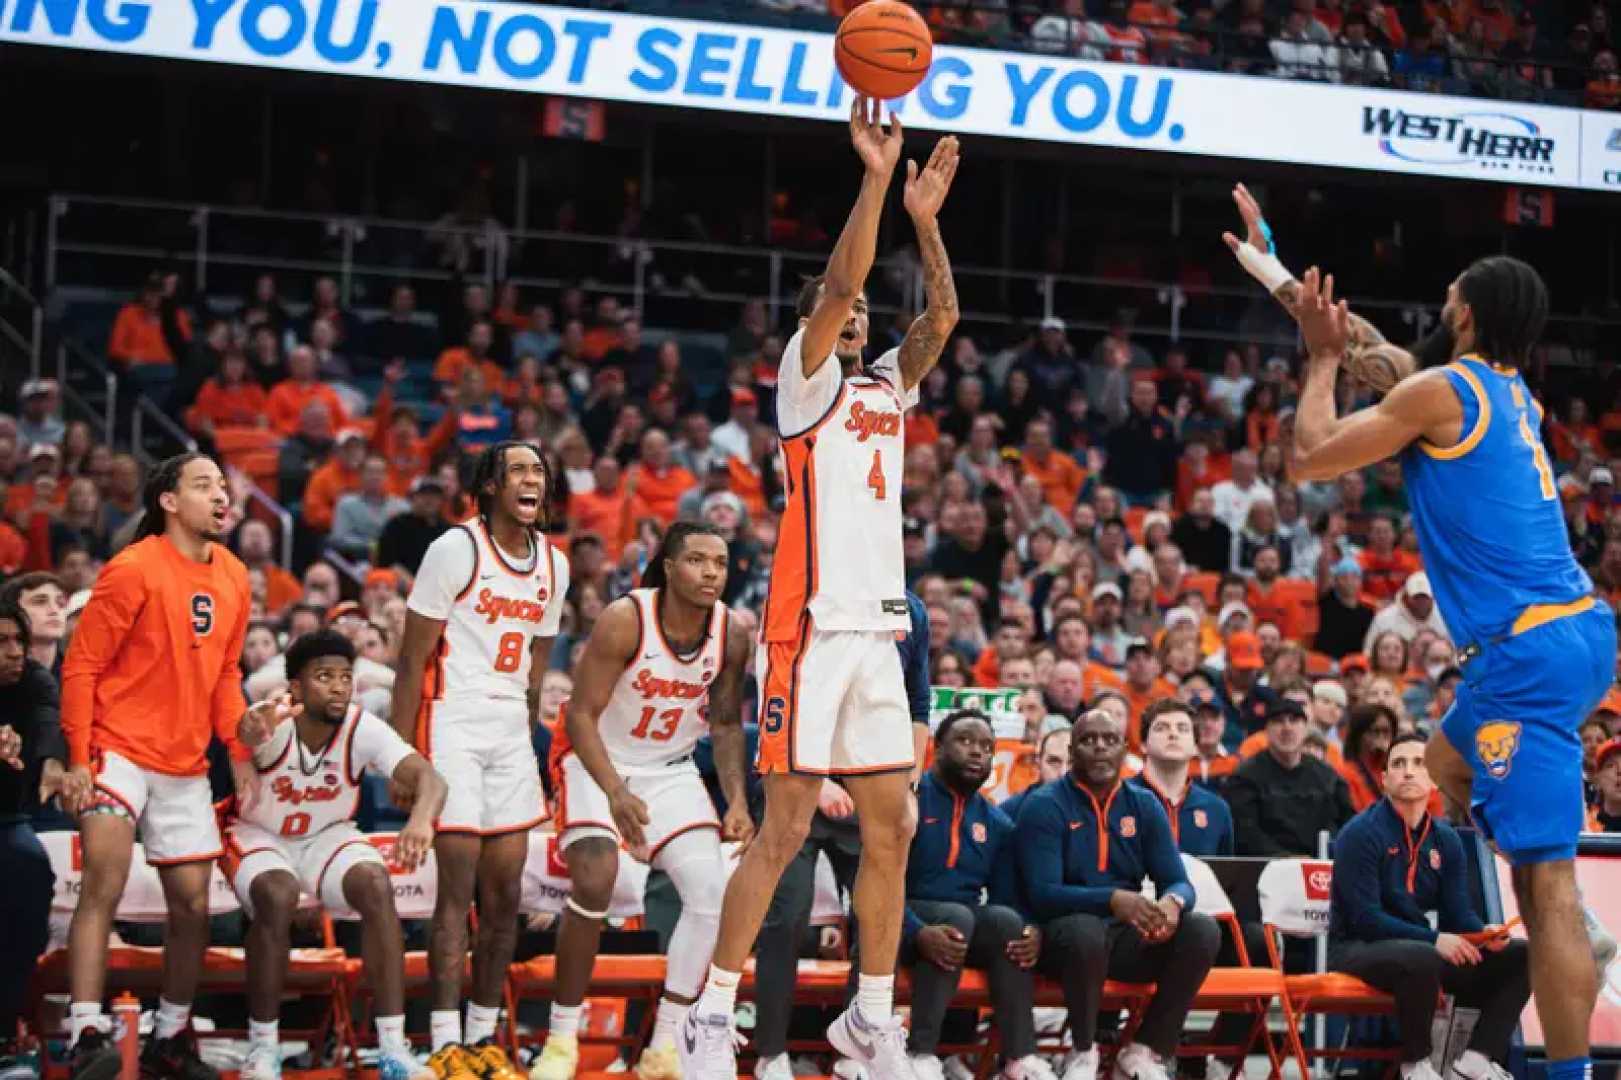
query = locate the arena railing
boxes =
[0,265,44,378]
[44,193,1617,366]
[56,339,116,445]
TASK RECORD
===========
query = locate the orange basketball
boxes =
[835,0,933,101]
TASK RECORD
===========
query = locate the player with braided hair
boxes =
[391,440,570,1080]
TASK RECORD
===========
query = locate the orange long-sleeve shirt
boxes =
[627,463,697,526]
[1022,452,1087,516]
[108,303,191,367]
[187,379,269,433]
[371,386,459,497]
[60,535,250,774]
[302,460,360,534]
[432,348,507,396]
[568,486,629,559]
[267,380,351,437]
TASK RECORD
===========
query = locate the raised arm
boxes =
[562,598,650,848]
[800,97,903,378]
[895,137,962,391]
[707,610,755,846]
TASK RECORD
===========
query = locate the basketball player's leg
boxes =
[242,868,302,1022]
[468,830,527,1034]
[708,771,821,974]
[67,808,136,1058]
[429,832,480,1047]
[550,836,619,1010]
[843,769,917,979]
[648,820,726,1071]
[153,859,214,1026]
[1513,859,1594,1059]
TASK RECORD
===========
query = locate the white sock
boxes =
[154,998,191,1040]
[696,965,741,1017]
[651,998,685,1052]
[855,974,894,1021]
[248,1019,278,1049]
[1451,1053,1491,1078]
[430,1010,462,1051]
[69,1003,108,1044]
[549,1004,582,1040]
[376,1015,409,1058]
[465,1002,500,1046]
[1402,1064,1430,1079]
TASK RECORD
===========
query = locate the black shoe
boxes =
[69,1030,121,1080]
[139,1031,218,1080]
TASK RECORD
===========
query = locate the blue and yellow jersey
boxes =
[1400,355,1593,648]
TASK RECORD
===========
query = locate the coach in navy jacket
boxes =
[1017,708,1219,1076]
[1328,734,1529,1073]
[899,710,1042,1073]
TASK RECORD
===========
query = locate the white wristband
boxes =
[1233,241,1294,296]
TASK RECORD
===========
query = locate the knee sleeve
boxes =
[658,829,727,997]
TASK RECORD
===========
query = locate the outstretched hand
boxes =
[903,136,961,223]
[1221,182,1271,255]
[850,96,903,178]
[1297,266,1350,363]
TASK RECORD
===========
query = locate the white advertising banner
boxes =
[4,0,1619,191]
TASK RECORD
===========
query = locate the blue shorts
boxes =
[1441,601,1616,865]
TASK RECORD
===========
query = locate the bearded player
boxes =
[1270,247,1615,1080]
[228,630,448,1080]
[393,442,569,1080]
[58,452,255,1080]
[680,97,960,1080]
[531,522,751,1080]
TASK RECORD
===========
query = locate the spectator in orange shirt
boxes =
[107,276,188,368]
[1587,48,1621,108]
[267,345,351,437]
[186,350,269,438]
[432,320,506,398]
[580,297,626,362]
[1550,398,1604,464]
[1246,546,1317,642]
[1020,418,1086,516]
[1120,639,1177,750]
[625,429,696,527]
[301,429,366,534]
[972,617,1031,688]
[235,518,301,617]
[1127,0,1186,48]
[1357,515,1420,604]
[567,456,630,560]
[371,362,458,497]
[1051,614,1125,698]
[7,443,69,528]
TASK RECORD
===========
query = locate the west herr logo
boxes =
[1361,108,1555,175]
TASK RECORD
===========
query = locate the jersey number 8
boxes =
[494,632,525,673]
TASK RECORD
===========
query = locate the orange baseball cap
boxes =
[1228,631,1263,670]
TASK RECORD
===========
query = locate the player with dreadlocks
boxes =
[392,441,569,1080]
[58,452,256,1080]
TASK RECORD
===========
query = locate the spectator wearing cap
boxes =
[712,388,759,462]
[1132,699,1234,857]
[1317,556,1375,660]
[330,453,409,560]
[1170,488,1234,575]
[1017,708,1220,1080]
[1183,687,1239,787]
[1120,641,1177,745]
[900,710,1047,1080]
[1328,734,1530,1079]
[1357,515,1420,605]
[1088,583,1133,668]
[1586,466,1617,527]
[267,345,351,437]
[1588,738,1621,831]
[1103,377,1178,506]
[1001,727,1071,823]
[5,443,67,528]
[1362,571,1450,653]
[235,519,301,618]
[1212,627,1262,744]
[1210,450,1272,535]
[625,429,696,528]
[375,475,449,577]
[1016,316,1078,401]
[1020,419,1086,517]
[1227,687,1354,855]
[371,363,459,497]
[302,428,367,535]
[108,274,189,368]
[17,380,64,452]
[360,568,403,620]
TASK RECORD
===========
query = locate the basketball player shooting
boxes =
[1264,233,1615,1080]
[679,96,960,1080]
[534,522,751,1080]
[391,441,569,1080]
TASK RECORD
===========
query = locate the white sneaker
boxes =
[1060,1047,1099,1080]
[1399,1062,1444,1080]
[910,1056,946,1080]
[240,1042,282,1080]
[942,1057,976,1080]
[826,1005,914,1080]
[1002,1055,1059,1080]
[676,1006,742,1080]
[379,1049,434,1080]
[1447,1052,1512,1080]
[754,1054,793,1080]
[1111,1045,1170,1080]
[831,1061,869,1080]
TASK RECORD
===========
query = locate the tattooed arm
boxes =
[896,137,963,391]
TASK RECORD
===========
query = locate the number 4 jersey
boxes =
[761,328,919,644]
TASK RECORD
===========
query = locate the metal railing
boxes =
[55,340,116,442]
[0,265,43,377]
[243,482,295,572]
[130,393,197,462]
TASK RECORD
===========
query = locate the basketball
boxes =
[835,0,934,101]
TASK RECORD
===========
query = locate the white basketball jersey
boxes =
[593,588,729,774]
[763,328,916,642]
[408,519,569,714]
[237,704,412,840]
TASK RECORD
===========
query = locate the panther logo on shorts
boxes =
[1475,720,1522,780]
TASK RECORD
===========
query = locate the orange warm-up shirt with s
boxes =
[60,535,251,775]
